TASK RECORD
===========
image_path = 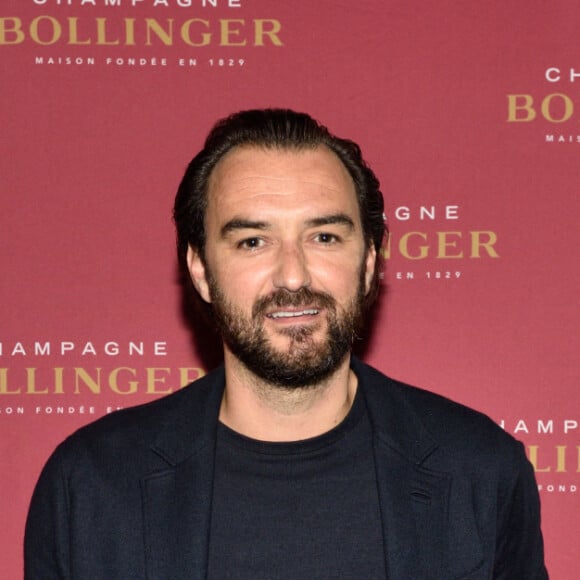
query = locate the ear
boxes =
[186,246,211,303]
[363,244,377,295]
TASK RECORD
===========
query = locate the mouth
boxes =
[266,308,320,320]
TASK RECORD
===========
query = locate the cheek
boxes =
[312,257,364,297]
[210,261,269,306]
[208,245,275,285]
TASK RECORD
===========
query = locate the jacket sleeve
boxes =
[493,441,549,579]
[24,443,72,580]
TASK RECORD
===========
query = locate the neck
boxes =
[219,350,357,441]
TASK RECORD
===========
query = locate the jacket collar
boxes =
[148,358,440,468]
[149,366,225,466]
[351,356,439,464]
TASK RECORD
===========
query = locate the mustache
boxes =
[252,287,336,318]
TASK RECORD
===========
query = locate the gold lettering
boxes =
[0,369,21,394]
[96,17,119,46]
[400,232,429,260]
[109,367,138,394]
[145,18,173,46]
[181,19,211,47]
[74,367,101,394]
[436,232,463,258]
[254,19,282,46]
[470,231,499,258]
[26,368,49,394]
[54,367,65,395]
[528,445,568,473]
[528,445,551,472]
[68,17,91,45]
[507,94,536,122]
[381,231,500,260]
[0,367,209,395]
[556,445,567,473]
[541,93,574,123]
[30,16,61,46]
[146,368,172,394]
[0,16,285,48]
[125,18,136,46]
[0,17,25,45]
[220,19,246,46]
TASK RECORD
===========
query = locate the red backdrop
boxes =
[1,1,578,577]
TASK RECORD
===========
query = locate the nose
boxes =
[272,242,311,292]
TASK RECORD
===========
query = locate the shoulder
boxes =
[46,366,224,473]
[354,360,547,577]
[354,358,525,468]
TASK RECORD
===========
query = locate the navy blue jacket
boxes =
[25,358,548,579]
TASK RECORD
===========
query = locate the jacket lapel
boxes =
[141,367,225,580]
[355,359,452,579]
[373,437,451,579]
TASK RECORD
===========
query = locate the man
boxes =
[25,109,547,579]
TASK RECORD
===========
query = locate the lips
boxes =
[268,308,320,319]
[252,288,335,321]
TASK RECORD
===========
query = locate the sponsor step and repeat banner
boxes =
[1,1,578,577]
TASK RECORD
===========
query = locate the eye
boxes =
[237,237,265,250]
[314,232,340,244]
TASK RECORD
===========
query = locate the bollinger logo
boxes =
[0,16,283,47]
[0,341,206,396]
[506,67,580,143]
[507,67,579,123]
[0,366,206,395]
[0,1,283,48]
[381,204,499,261]
[507,93,575,123]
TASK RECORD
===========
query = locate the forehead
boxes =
[205,145,358,219]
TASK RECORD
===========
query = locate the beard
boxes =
[207,270,367,389]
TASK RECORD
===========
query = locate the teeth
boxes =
[270,309,319,319]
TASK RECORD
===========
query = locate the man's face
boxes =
[187,145,376,388]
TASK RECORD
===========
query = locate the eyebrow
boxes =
[220,213,356,238]
[221,219,269,238]
[305,213,355,230]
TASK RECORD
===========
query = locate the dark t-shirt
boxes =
[207,388,386,579]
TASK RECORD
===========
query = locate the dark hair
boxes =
[173,108,386,303]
